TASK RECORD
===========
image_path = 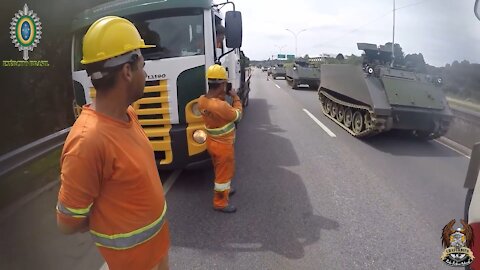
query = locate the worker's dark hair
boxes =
[85,55,140,91]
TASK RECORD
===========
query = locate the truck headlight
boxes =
[193,130,207,144]
[191,102,201,116]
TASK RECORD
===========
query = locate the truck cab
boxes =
[71,0,246,169]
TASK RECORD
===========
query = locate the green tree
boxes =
[405,53,427,73]
[384,42,405,65]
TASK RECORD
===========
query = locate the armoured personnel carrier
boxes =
[285,61,320,89]
[271,63,286,79]
[318,43,453,139]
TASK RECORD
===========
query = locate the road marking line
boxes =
[434,139,471,159]
[275,84,281,89]
[163,169,183,194]
[99,169,183,270]
[303,109,336,137]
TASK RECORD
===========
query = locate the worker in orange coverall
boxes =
[198,64,242,213]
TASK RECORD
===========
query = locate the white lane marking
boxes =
[99,169,183,270]
[434,139,471,159]
[303,109,336,138]
[275,84,281,89]
[163,169,183,194]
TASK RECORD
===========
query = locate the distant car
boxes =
[261,66,268,72]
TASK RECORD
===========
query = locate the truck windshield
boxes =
[73,9,204,71]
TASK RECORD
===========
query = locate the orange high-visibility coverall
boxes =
[57,106,169,270]
[198,95,242,209]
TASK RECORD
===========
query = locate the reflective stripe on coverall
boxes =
[198,95,242,209]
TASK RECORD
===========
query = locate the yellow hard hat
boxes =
[206,64,228,81]
[81,16,155,65]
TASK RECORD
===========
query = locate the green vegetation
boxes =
[0,148,61,210]
[1,0,111,156]
[428,61,480,104]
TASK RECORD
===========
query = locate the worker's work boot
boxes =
[214,205,237,213]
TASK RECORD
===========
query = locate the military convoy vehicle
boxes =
[285,61,320,89]
[271,64,286,79]
[318,43,453,139]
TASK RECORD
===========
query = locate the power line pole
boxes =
[285,29,307,58]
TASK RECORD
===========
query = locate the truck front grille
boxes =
[133,80,172,165]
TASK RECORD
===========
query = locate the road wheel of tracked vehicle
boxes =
[325,99,332,114]
[344,108,353,128]
[336,105,345,122]
[364,112,373,129]
[330,103,338,118]
[352,111,364,134]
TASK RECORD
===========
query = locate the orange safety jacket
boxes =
[198,95,242,144]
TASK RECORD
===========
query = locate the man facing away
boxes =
[198,64,242,213]
[56,16,170,270]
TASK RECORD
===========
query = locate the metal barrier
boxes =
[0,127,71,177]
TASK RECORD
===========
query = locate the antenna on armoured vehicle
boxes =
[391,0,396,68]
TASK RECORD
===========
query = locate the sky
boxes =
[219,0,480,67]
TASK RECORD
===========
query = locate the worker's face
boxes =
[128,54,147,103]
[218,82,227,99]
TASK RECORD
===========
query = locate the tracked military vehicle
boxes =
[271,63,286,79]
[285,61,320,89]
[318,43,453,139]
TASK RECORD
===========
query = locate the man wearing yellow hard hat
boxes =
[198,64,243,213]
[56,16,170,270]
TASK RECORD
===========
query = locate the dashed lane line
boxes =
[303,109,336,138]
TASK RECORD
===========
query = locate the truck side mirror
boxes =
[225,11,242,48]
[476,0,480,21]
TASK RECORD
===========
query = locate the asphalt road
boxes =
[167,70,471,270]
[0,69,473,270]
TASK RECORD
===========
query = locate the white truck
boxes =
[71,0,250,169]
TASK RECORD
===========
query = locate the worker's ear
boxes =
[120,63,134,82]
